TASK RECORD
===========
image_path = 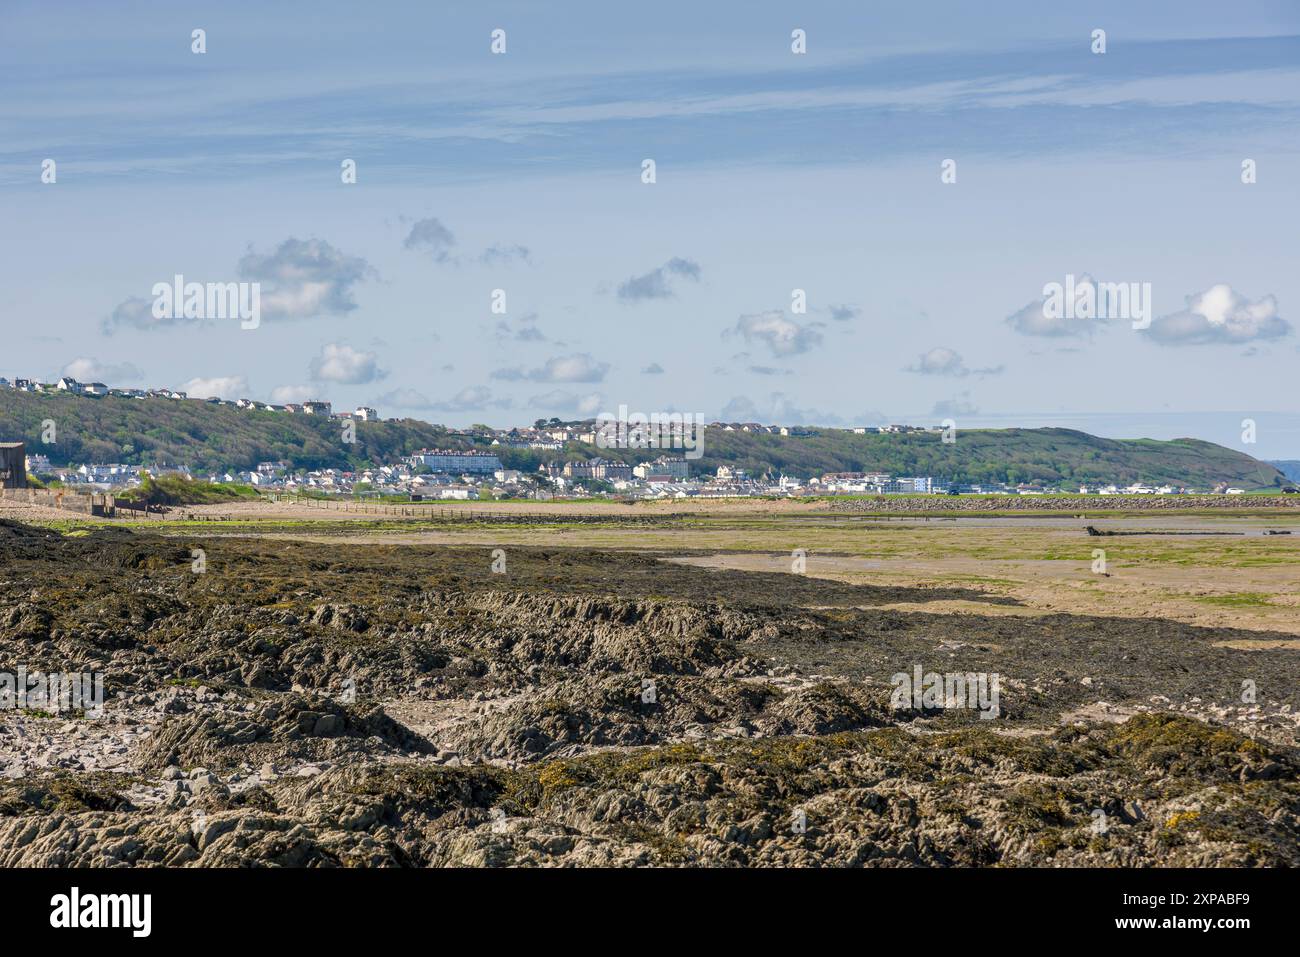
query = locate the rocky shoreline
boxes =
[1,518,1296,866]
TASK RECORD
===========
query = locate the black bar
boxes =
[0,866,1278,943]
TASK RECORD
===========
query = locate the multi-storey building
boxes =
[407,449,504,474]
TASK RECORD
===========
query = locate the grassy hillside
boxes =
[0,391,1287,488]
[115,474,260,506]
[662,427,1288,489]
[0,391,454,474]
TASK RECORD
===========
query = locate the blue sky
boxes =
[3,0,1299,456]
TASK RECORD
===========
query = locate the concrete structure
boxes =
[0,443,26,488]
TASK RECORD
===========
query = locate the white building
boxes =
[634,456,689,480]
[407,449,503,474]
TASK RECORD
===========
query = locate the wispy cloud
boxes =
[379,385,510,412]
[14,34,1298,185]
[403,218,457,262]
[720,392,844,426]
[906,347,1002,377]
[615,258,701,303]
[491,353,610,383]
[528,390,605,415]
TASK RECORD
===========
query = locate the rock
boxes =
[189,773,227,797]
[312,714,344,737]
[2,524,1297,869]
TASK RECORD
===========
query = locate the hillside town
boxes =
[2,374,1264,499]
[2,372,926,434]
[19,449,1248,502]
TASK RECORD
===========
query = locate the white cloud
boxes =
[60,357,143,383]
[309,343,388,384]
[1005,273,1105,338]
[181,375,248,400]
[906,347,1002,377]
[270,384,315,404]
[239,238,374,321]
[1145,284,1290,345]
[528,390,605,415]
[104,238,373,332]
[728,311,823,357]
[908,347,966,376]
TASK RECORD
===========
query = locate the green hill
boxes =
[0,391,1287,488]
[659,426,1288,489]
[0,391,453,474]
[1269,460,1300,483]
